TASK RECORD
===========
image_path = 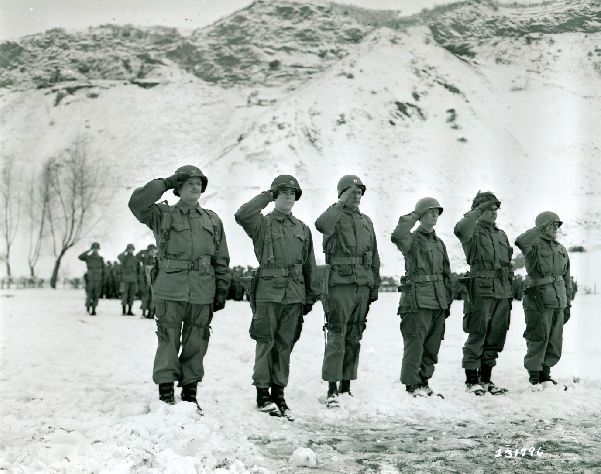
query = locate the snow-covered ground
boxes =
[1,279,600,472]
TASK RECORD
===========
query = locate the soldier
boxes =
[118,244,140,316]
[315,175,380,408]
[391,197,452,397]
[78,242,105,315]
[129,165,230,409]
[140,244,158,318]
[235,175,320,420]
[454,192,513,395]
[515,212,572,388]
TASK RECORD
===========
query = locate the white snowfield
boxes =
[1,279,599,472]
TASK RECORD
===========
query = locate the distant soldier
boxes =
[118,244,140,315]
[315,175,380,407]
[112,260,121,299]
[454,192,513,395]
[140,244,158,318]
[129,165,230,409]
[235,175,320,420]
[391,197,452,397]
[78,242,105,315]
[515,212,572,388]
[102,261,112,299]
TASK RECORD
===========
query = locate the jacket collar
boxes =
[417,225,436,236]
[270,208,297,224]
[175,200,202,215]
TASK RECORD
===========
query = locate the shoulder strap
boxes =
[203,209,222,254]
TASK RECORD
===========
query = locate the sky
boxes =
[0,0,465,41]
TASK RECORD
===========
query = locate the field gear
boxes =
[270,175,302,200]
[159,382,175,405]
[337,175,366,197]
[535,211,562,229]
[414,197,443,217]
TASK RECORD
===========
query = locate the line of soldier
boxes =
[127,165,573,418]
[78,242,158,317]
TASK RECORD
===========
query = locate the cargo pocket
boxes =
[523,309,545,342]
[154,301,169,342]
[399,311,417,337]
[463,299,484,335]
[249,307,271,342]
[325,301,342,333]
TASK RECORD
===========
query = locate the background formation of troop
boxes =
[77,165,574,419]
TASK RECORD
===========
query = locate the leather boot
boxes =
[127,304,134,316]
[338,379,352,395]
[465,369,485,395]
[158,382,175,405]
[256,387,278,414]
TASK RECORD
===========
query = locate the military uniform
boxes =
[235,178,320,416]
[454,195,513,393]
[391,205,451,394]
[129,171,230,401]
[515,212,571,385]
[78,245,105,315]
[315,184,380,390]
[118,245,141,315]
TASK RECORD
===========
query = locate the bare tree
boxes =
[25,162,52,277]
[45,137,108,288]
[0,155,21,278]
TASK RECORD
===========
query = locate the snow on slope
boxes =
[0,0,600,280]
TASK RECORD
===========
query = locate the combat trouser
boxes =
[85,280,102,308]
[523,305,564,371]
[121,281,137,306]
[400,308,445,385]
[152,300,212,386]
[322,285,370,382]
[462,297,510,369]
[250,302,303,388]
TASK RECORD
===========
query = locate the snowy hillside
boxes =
[0,0,600,280]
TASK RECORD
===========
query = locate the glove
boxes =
[476,200,499,213]
[213,291,226,312]
[302,304,313,315]
[563,306,571,324]
[161,171,190,190]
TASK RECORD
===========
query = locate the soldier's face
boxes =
[179,177,203,204]
[479,205,498,224]
[340,185,363,209]
[420,208,439,228]
[274,187,296,213]
[543,222,560,239]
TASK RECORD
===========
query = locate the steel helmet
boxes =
[535,211,563,228]
[173,165,208,196]
[270,175,302,200]
[414,197,443,216]
[337,175,366,198]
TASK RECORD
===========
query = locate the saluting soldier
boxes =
[78,242,105,315]
[391,197,452,397]
[515,212,572,389]
[315,175,380,408]
[235,175,320,420]
[454,192,513,395]
[118,244,140,316]
[129,165,230,409]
